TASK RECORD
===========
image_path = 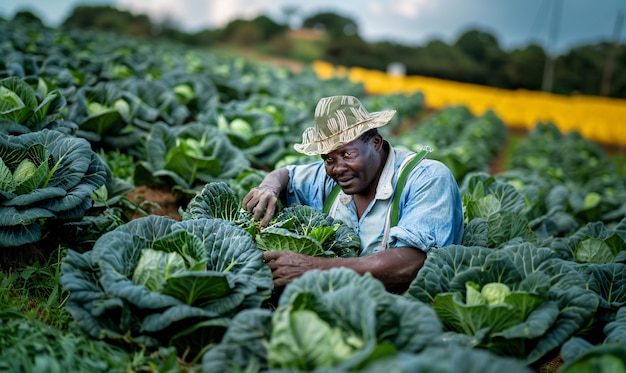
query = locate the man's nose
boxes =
[331,158,349,175]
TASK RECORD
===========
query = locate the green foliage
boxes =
[406,244,599,364]
[182,182,361,258]
[508,123,626,224]
[0,246,71,329]
[59,215,273,361]
[397,106,507,181]
[62,5,152,36]
[134,123,250,190]
[203,268,445,372]
[0,130,107,248]
[302,11,359,38]
[0,76,74,135]
[0,309,180,372]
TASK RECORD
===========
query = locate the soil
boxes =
[125,185,183,221]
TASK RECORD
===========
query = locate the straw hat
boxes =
[294,95,396,156]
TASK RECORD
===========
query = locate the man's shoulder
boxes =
[391,147,446,173]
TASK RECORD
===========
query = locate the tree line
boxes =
[8,5,625,99]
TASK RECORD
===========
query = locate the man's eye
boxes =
[343,152,353,158]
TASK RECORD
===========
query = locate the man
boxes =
[243,95,463,291]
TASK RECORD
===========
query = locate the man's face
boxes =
[321,136,379,195]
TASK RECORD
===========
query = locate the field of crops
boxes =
[1,18,626,373]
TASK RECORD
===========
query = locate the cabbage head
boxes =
[406,243,599,364]
[0,129,106,247]
[0,76,76,135]
[202,268,443,372]
[59,215,273,360]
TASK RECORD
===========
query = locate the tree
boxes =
[415,40,482,82]
[503,44,546,90]
[250,15,288,40]
[553,44,606,96]
[13,10,44,26]
[302,11,359,38]
[454,29,508,86]
[455,29,500,61]
[62,6,151,36]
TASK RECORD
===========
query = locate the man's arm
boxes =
[264,247,425,292]
[242,168,289,228]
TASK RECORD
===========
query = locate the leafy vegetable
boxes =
[0,129,106,247]
[59,215,273,359]
[182,181,361,258]
[550,217,626,264]
[68,81,141,149]
[460,173,538,248]
[202,268,443,372]
[406,244,599,364]
[0,309,178,372]
[0,76,74,135]
[133,122,249,190]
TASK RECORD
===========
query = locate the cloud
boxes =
[368,2,385,16]
[116,0,291,30]
[390,0,435,19]
[116,0,228,30]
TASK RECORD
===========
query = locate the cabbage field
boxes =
[1,17,626,373]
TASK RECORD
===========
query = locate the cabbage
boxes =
[407,244,599,364]
[182,181,361,258]
[0,130,106,247]
[59,215,273,359]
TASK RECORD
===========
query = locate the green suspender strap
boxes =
[322,183,342,214]
[389,149,428,227]
[322,148,430,227]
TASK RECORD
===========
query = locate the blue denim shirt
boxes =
[285,144,464,256]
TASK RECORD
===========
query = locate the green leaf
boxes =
[308,225,336,246]
[433,292,523,336]
[163,143,221,186]
[466,282,487,306]
[162,271,231,305]
[80,110,124,135]
[183,181,241,222]
[152,229,209,271]
[132,249,187,292]
[482,283,511,305]
[0,157,15,192]
[0,80,33,124]
[13,157,49,195]
[575,237,617,264]
[256,227,328,256]
[267,308,362,370]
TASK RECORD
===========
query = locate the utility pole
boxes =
[600,11,624,96]
[542,0,562,92]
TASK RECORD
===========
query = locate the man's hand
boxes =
[262,247,426,291]
[242,186,279,229]
[263,251,321,287]
[242,168,289,229]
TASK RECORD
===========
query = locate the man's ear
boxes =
[371,133,384,150]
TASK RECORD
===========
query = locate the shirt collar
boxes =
[338,141,396,205]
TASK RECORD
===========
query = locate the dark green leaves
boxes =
[59,215,273,358]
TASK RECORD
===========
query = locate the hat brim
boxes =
[294,109,396,156]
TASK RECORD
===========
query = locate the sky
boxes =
[2,0,624,55]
